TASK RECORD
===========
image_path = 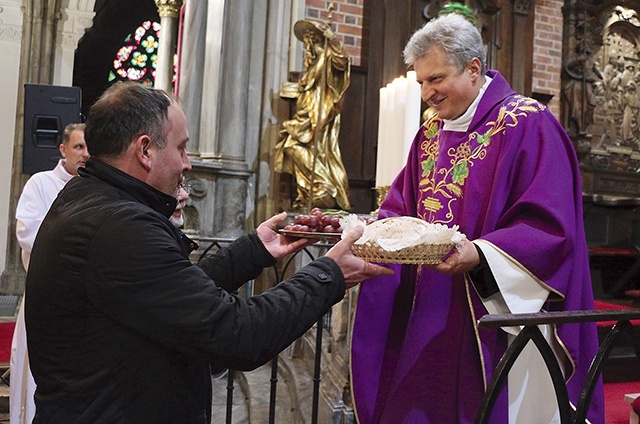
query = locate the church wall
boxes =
[533,0,564,117]
[304,0,364,65]
[0,0,24,274]
[302,0,565,119]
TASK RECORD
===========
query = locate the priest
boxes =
[351,13,603,424]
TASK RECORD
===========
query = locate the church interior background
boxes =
[0,0,640,421]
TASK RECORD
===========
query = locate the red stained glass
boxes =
[107,21,176,87]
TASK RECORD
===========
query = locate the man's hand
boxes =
[256,212,316,260]
[325,227,394,289]
[429,237,479,275]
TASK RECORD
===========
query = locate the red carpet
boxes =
[594,300,640,422]
[605,382,639,423]
[0,321,15,362]
[594,300,640,327]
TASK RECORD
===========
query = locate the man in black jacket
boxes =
[24,82,392,423]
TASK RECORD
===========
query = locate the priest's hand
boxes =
[326,227,394,289]
[429,237,480,275]
[256,212,316,259]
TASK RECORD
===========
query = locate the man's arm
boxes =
[86,208,389,371]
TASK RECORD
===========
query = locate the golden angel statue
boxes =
[274,19,351,211]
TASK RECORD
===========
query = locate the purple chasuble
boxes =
[351,71,603,424]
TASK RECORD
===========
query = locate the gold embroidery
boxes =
[418,96,545,223]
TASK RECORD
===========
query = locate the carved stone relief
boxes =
[592,13,640,144]
[563,5,640,196]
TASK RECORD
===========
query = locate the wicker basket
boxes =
[351,240,454,265]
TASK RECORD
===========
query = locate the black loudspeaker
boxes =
[23,84,82,175]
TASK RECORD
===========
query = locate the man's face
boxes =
[413,47,482,120]
[146,104,192,197]
[60,130,89,175]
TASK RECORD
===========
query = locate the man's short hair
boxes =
[62,123,86,145]
[84,82,173,159]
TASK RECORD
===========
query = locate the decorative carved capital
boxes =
[513,0,533,15]
[0,25,21,42]
[154,0,183,18]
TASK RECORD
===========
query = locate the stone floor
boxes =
[211,357,317,424]
[0,360,314,424]
[0,333,344,424]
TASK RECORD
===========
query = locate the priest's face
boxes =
[413,47,483,120]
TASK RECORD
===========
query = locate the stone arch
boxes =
[52,0,96,86]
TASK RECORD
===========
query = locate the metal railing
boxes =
[198,238,332,424]
[266,244,329,424]
[199,237,640,423]
[476,309,640,424]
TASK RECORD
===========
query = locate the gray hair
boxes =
[403,13,486,73]
[84,82,173,158]
[62,123,85,145]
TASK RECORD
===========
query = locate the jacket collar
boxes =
[79,157,177,219]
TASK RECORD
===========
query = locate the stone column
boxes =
[203,0,254,239]
[197,0,225,158]
[177,0,207,153]
[154,0,183,92]
[217,0,253,162]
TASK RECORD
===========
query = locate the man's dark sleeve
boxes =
[197,231,276,293]
[467,244,499,298]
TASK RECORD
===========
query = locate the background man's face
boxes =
[60,130,89,175]
[170,186,189,228]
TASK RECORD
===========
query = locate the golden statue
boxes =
[274,19,351,211]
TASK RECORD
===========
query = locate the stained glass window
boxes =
[108,21,177,87]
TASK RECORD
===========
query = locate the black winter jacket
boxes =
[25,158,346,423]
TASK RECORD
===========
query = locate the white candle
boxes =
[380,83,398,186]
[375,74,424,188]
[375,86,389,187]
[404,71,422,162]
[386,78,405,186]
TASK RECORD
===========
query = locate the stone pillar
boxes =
[177,0,207,153]
[154,0,183,92]
[202,0,255,239]
[197,0,225,158]
[217,0,253,162]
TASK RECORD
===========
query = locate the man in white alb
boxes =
[11,123,88,424]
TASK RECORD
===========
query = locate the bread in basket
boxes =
[340,215,464,265]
